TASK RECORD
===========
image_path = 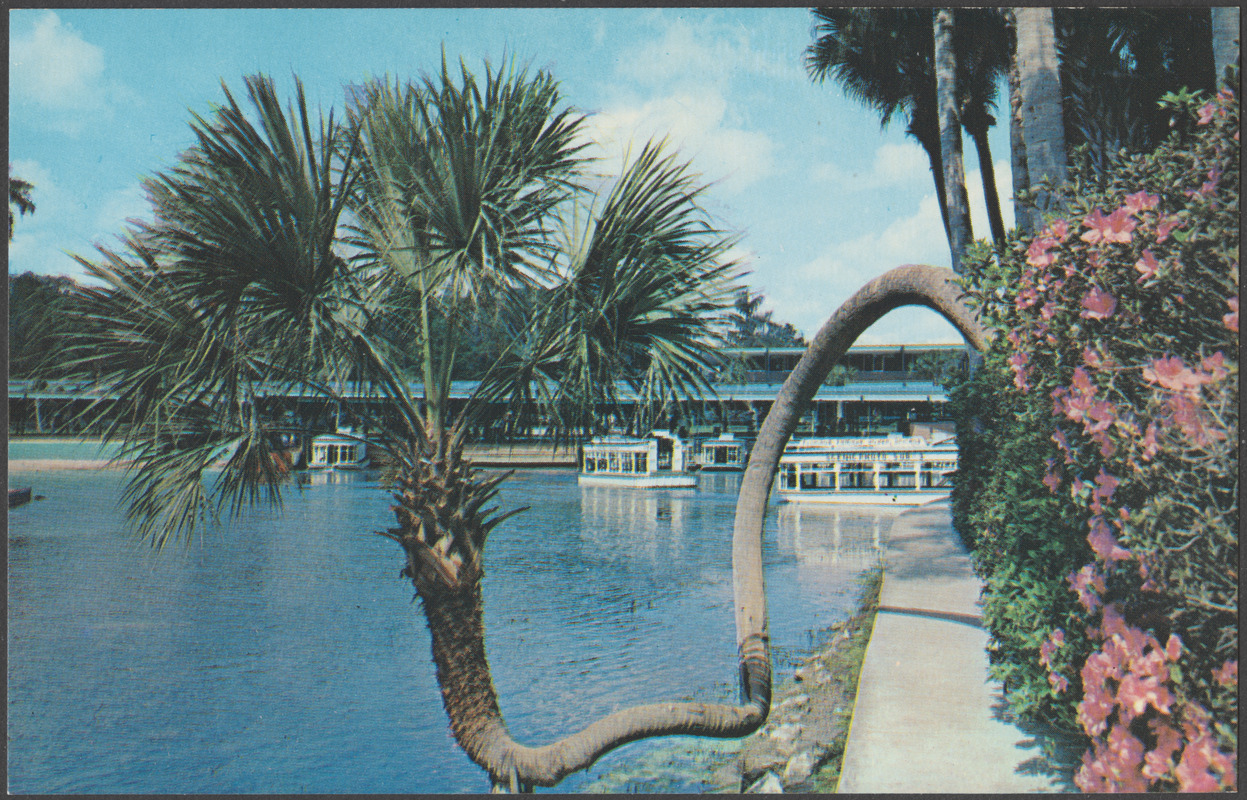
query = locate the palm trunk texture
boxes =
[400,266,986,790]
[935,8,974,271]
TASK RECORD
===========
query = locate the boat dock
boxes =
[837,502,1075,792]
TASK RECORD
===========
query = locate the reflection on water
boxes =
[775,503,896,569]
[7,467,893,794]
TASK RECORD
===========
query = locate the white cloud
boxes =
[9,11,135,135]
[584,15,793,196]
[812,141,932,192]
[582,89,775,196]
[94,182,152,235]
[759,191,967,344]
[11,12,104,107]
[619,15,805,90]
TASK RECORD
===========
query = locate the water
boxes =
[7,463,895,793]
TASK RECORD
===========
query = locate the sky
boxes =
[9,7,1015,345]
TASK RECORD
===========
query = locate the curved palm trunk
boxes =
[731,265,988,648]
[935,8,974,272]
[422,583,769,789]
[392,433,769,790]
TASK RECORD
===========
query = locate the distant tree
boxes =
[9,167,36,240]
[727,288,806,347]
[7,272,74,377]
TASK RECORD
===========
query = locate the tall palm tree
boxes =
[62,64,766,791]
[9,167,36,240]
[806,8,1009,248]
[1014,6,1068,219]
[934,8,973,270]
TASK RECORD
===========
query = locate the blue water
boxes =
[7,464,892,793]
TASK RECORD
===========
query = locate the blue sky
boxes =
[9,7,1014,344]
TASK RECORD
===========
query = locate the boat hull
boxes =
[577,473,697,488]
[777,489,949,506]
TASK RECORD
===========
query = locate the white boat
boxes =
[578,430,697,488]
[307,428,369,470]
[695,432,748,471]
[776,433,957,505]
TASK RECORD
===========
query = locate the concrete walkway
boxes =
[837,502,1072,793]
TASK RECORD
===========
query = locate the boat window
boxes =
[608,452,620,472]
[635,453,648,473]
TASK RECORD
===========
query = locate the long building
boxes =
[7,343,971,440]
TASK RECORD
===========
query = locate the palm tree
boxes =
[934,8,972,270]
[63,64,767,791]
[806,8,1009,248]
[495,141,740,440]
[9,167,36,240]
[1014,6,1068,220]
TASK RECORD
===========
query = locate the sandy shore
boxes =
[8,459,128,471]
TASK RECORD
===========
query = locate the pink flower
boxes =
[1197,100,1217,125]
[1015,285,1039,310]
[1164,634,1183,662]
[1080,286,1117,319]
[1071,366,1096,398]
[1043,464,1061,493]
[1080,207,1137,245]
[1008,351,1031,392]
[1116,673,1175,722]
[1155,214,1183,243]
[1077,681,1115,736]
[1167,394,1226,446]
[1093,467,1119,501]
[1069,564,1105,611]
[1048,671,1069,693]
[1040,301,1056,320]
[1143,355,1207,397]
[1088,516,1132,564]
[1039,628,1066,666]
[1026,235,1059,268]
[1144,719,1183,780]
[1225,296,1239,332]
[1082,346,1103,368]
[1212,659,1237,687]
[1134,249,1160,281]
[1141,422,1160,461]
[1006,329,1021,347]
[1201,351,1229,382]
[1186,168,1222,199]
[1047,219,1071,240]
[1176,740,1225,791]
[1123,190,1159,215]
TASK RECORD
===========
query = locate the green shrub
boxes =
[953,80,1238,791]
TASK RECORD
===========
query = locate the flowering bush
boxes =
[953,82,1238,791]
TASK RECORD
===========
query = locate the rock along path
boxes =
[836,501,1071,793]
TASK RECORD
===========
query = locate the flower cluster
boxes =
[955,83,1238,792]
